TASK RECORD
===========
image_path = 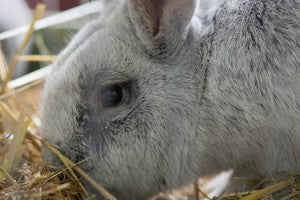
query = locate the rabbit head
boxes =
[41,0,209,199]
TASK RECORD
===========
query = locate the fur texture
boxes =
[41,0,300,199]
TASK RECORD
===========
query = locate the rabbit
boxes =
[41,0,300,199]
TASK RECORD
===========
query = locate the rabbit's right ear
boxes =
[127,0,197,48]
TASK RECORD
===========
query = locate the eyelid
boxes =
[93,70,132,88]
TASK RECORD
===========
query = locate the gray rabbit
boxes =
[41,0,300,199]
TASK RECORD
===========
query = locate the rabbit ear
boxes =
[128,0,197,38]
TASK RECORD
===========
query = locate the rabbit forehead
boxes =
[75,28,173,82]
[81,30,148,71]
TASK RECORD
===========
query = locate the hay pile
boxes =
[0,3,299,200]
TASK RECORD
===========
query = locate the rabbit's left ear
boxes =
[128,0,197,39]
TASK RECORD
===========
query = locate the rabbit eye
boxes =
[98,84,123,108]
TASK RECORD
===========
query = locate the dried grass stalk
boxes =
[0,166,17,186]
[16,55,56,62]
[41,140,89,198]
[0,3,46,94]
[43,140,118,200]
[0,112,30,179]
[39,182,71,196]
[241,179,294,200]
[0,47,8,82]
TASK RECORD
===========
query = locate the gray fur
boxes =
[41,0,300,199]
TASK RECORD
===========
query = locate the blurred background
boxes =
[26,0,90,10]
[0,0,99,79]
